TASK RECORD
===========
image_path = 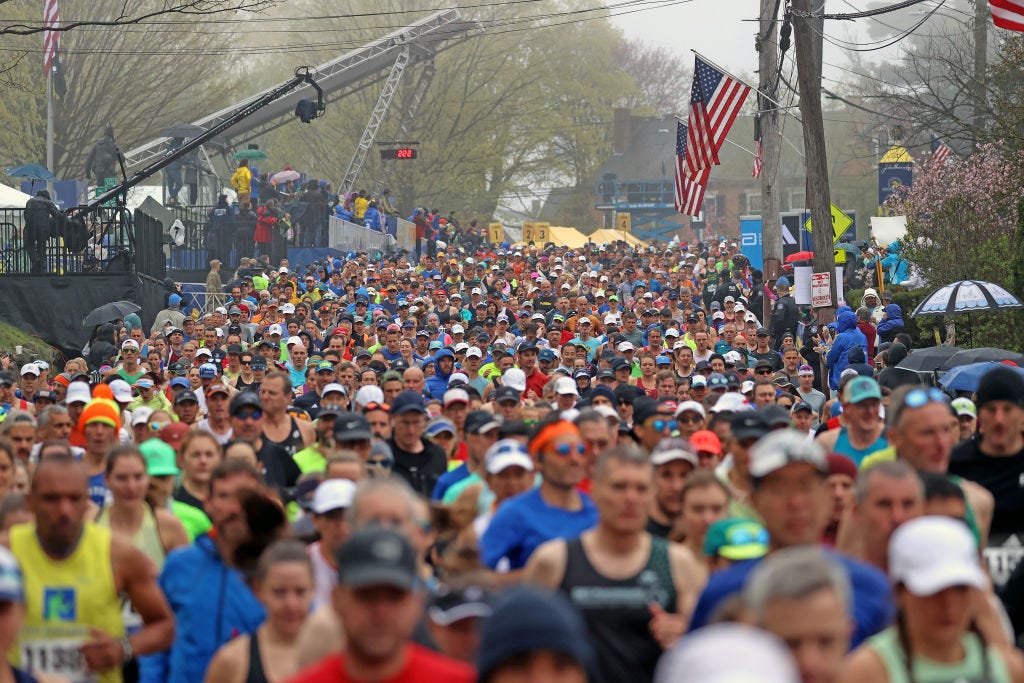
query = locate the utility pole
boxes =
[758,0,783,324]
[792,0,836,322]
[973,0,989,142]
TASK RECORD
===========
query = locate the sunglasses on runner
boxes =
[904,387,949,408]
[553,443,586,456]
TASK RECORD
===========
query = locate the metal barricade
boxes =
[328,216,397,254]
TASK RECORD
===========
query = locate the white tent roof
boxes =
[0,183,31,208]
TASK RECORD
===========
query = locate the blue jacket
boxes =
[875,303,905,342]
[424,348,454,399]
[880,241,909,285]
[689,550,892,648]
[363,206,383,232]
[827,310,868,390]
[141,535,265,683]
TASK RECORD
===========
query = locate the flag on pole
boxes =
[931,135,954,166]
[685,56,752,176]
[43,0,59,73]
[675,121,709,217]
[991,0,1024,31]
[43,0,67,98]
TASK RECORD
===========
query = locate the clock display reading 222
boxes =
[380,148,418,160]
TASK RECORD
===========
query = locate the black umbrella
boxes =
[897,346,962,372]
[939,347,1024,371]
[911,280,1023,317]
[160,124,206,139]
[83,300,141,327]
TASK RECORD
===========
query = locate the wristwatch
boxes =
[119,635,134,662]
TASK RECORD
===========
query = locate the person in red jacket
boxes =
[254,199,280,259]
[855,306,877,361]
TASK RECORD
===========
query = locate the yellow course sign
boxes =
[488,222,504,244]
[804,203,853,243]
[522,222,536,242]
[534,222,550,242]
[617,212,631,233]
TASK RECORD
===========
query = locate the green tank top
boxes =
[96,505,166,569]
[868,626,1011,683]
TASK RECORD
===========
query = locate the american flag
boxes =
[43,0,60,74]
[931,135,954,166]
[675,121,709,216]
[752,139,763,178]
[686,56,751,176]
[991,0,1024,31]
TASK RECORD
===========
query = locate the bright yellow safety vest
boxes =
[11,522,125,683]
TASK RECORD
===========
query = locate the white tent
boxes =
[0,183,31,208]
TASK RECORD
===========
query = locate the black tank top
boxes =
[245,631,268,683]
[559,535,677,683]
[264,416,304,456]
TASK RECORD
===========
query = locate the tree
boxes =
[0,1,267,178]
[885,142,1023,285]
[885,143,1024,349]
[261,0,641,227]
[613,40,692,114]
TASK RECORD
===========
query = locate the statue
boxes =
[84,125,118,186]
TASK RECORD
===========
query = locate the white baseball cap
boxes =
[19,363,39,377]
[674,400,706,419]
[443,388,470,406]
[267,324,283,336]
[452,324,465,334]
[195,347,213,358]
[554,377,578,396]
[604,314,620,325]
[286,336,303,347]
[354,384,385,408]
[130,406,154,427]
[108,379,133,403]
[311,479,356,514]
[650,439,699,467]
[889,516,986,596]
[617,341,635,352]
[65,382,92,405]
[465,347,483,359]
[502,368,527,392]
[484,439,534,475]
[322,382,347,396]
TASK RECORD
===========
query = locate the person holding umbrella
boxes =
[232,159,252,210]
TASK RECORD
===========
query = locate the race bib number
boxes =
[21,637,97,683]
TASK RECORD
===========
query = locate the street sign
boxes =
[488,222,504,244]
[617,212,631,233]
[811,272,832,308]
[804,203,853,243]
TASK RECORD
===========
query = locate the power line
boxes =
[790,0,933,21]
[0,0,695,56]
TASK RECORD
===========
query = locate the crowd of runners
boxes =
[0,237,1022,682]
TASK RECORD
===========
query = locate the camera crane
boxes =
[70,67,325,220]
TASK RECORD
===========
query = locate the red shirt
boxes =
[285,645,475,683]
[523,368,549,398]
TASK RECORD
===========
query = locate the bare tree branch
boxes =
[0,0,276,36]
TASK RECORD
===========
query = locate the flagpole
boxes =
[46,67,54,197]
[689,49,802,123]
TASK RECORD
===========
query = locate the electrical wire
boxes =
[0,0,695,56]
[801,0,948,52]
[790,0,933,21]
